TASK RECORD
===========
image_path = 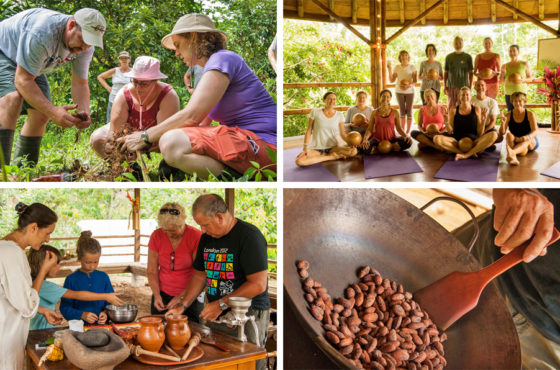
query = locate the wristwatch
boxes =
[141,130,151,145]
[218,298,228,311]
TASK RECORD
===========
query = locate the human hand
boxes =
[39,307,63,326]
[105,293,123,307]
[405,136,412,144]
[165,305,184,318]
[359,140,370,150]
[493,189,554,262]
[81,312,99,324]
[116,132,149,153]
[52,105,82,128]
[165,295,184,311]
[199,300,223,322]
[387,61,392,69]
[73,111,91,130]
[98,312,107,325]
[40,251,58,273]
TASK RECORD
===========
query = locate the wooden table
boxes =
[26,322,266,370]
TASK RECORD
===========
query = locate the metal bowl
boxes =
[105,304,138,323]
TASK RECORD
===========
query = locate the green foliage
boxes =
[284,20,556,137]
[0,187,277,245]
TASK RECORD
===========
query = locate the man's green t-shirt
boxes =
[445,52,473,88]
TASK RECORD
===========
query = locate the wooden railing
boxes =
[283,79,552,116]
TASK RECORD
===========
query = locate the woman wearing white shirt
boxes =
[296,91,357,166]
[97,51,132,123]
[388,50,417,134]
[0,202,60,370]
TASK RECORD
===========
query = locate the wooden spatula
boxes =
[414,228,560,331]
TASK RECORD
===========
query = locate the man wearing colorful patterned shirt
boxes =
[166,193,269,370]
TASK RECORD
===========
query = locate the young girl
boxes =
[60,231,116,325]
[28,245,123,330]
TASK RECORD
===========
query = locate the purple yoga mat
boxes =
[541,161,560,180]
[434,144,501,182]
[363,151,423,179]
[283,148,340,182]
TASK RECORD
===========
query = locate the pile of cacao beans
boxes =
[296,260,447,369]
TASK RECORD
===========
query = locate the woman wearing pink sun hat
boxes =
[117,14,277,181]
[89,56,180,160]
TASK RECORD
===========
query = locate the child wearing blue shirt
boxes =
[60,231,117,325]
[28,244,122,330]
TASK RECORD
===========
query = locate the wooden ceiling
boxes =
[284,0,560,27]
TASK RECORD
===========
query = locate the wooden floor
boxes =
[284,128,560,182]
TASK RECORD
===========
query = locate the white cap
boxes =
[74,8,106,49]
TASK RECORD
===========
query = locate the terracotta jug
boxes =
[137,317,165,352]
[165,315,191,350]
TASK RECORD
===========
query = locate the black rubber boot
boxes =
[158,159,188,181]
[13,135,42,167]
[0,129,14,166]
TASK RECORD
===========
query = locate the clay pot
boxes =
[346,131,362,147]
[479,68,494,80]
[426,123,440,135]
[399,79,410,89]
[137,317,165,353]
[427,69,439,80]
[378,140,392,154]
[508,73,523,85]
[458,137,474,153]
[165,315,191,350]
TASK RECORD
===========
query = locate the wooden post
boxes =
[419,0,426,25]
[443,0,448,24]
[382,0,387,89]
[467,0,473,23]
[352,0,358,24]
[491,0,496,22]
[225,188,235,215]
[133,188,140,263]
[399,0,404,24]
[539,0,544,19]
[297,0,304,18]
[370,0,379,107]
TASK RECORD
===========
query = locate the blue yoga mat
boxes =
[541,161,560,180]
[283,148,340,182]
[363,151,423,179]
[434,144,501,182]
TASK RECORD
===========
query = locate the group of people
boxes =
[0,193,270,370]
[0,8,277,180]
[296,36,538,167]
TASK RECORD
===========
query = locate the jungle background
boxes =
[284,19,557,137]
[0,0,277,181]
[0,187,278,272]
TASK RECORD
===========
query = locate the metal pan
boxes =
[284,188,520,369]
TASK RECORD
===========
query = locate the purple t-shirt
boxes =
[203,50,276,145]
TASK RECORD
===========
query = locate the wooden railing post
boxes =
[133,188,140,263]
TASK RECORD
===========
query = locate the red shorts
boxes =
[182,125,277,174]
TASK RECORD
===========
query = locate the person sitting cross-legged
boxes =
[411,89,448,150]
[433,87,497,160]
[499,91,538,166]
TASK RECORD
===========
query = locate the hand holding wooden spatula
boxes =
[414,227,560,331]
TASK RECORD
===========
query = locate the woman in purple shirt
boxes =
[118,14,276,180]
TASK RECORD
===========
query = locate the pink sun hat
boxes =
[124,56,167,80]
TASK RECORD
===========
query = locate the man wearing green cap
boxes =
[0,8,105,166]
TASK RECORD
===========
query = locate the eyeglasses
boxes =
[169,251,175,271]
[160,208,180,215]
[132,79,154,87]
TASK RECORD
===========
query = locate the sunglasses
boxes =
[160,208,180,215]
[169,251,175,271]
[132,79,154,87]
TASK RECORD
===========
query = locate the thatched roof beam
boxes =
[386,0,444,44]
[495,0,560,36]
[311,0,371,44]
[352,0,358,23]
[419,0,426,25]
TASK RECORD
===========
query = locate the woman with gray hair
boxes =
[147,202,203,321]
[118,13,277,180]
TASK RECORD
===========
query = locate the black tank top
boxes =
[453,104,478,140]
[508,110,531,138]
